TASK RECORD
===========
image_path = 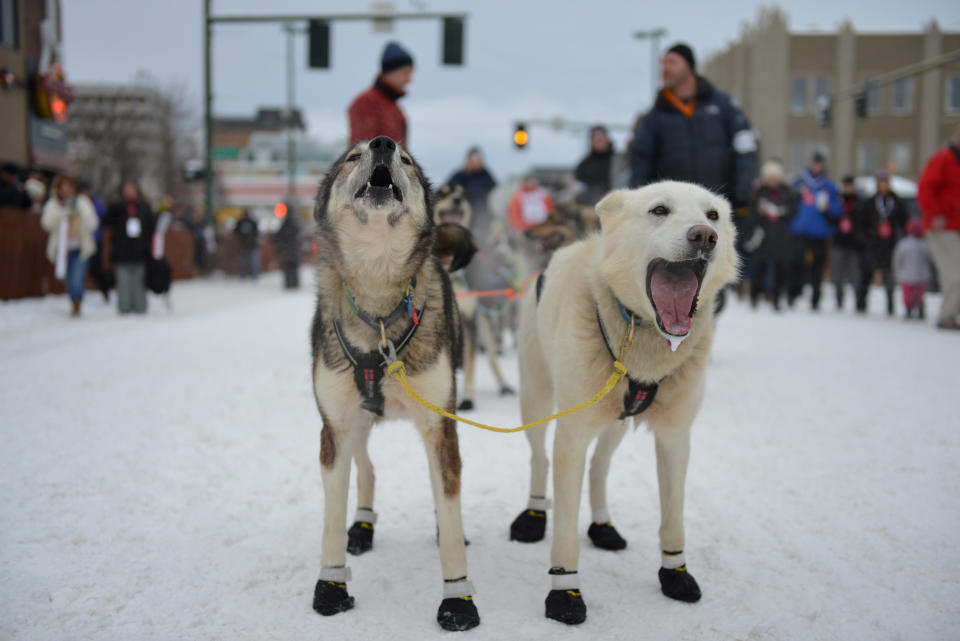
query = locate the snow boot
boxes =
[347,521,374,555]
[436,596,480,631]
[658,565,701,603]
[587,521,627,551]
[509,508,546,542]
[545,589,586,624]
[499,384,515,396]
[313,579,355,615]
[457,399,474,411]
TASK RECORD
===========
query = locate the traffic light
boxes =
[308,20,331,69]
[854,91,868,119]
[441,17,464,65]
[815,95,831,128]
[513,123,529,149]
[274,202,288,218]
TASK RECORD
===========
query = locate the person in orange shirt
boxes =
[508,176,554,233]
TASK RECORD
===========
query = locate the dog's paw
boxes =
[347,521,374,555]
[587,522,627,551]
[457,399,474,411]
[658,566,701,603]
[545,589,586,625]
[437,596,480,631]
[312,579,355,616]
[499,385,516,396]
[509,509,546,543]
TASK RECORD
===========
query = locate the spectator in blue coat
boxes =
[789,152,843,310]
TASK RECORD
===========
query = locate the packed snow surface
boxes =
[1,271,958,640]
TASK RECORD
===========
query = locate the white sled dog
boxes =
[510,181,739,624]
[309,136,480,631]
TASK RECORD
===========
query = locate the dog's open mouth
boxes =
[645,258,707,337]
[354,164,403,202]
[438,208,464,224]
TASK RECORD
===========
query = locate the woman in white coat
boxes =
[41,176,99,316]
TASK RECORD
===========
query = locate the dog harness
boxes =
[540,270,658,419]
[596,307,660,419]
[334,279,425,417]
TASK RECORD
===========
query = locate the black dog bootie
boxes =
[437,596,480,631]
[587,521,627,550]
[312,579,355,615]
[510,508,546,542]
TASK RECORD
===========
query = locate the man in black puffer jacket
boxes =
[629,43,757,209]
[630,43,757,309]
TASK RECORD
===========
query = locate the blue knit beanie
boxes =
[381,42,414,74]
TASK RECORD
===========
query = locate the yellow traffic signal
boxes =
[513,123,528,148]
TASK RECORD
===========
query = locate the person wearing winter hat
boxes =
[892,218,934,320]
[857,169,908,315]
[629,41,757,305]
[630,42,757,206]
[917,127,960,330]
[347,41,414,146]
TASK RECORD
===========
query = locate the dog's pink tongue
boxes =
[650,264,698,336]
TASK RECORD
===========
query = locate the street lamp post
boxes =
[634,28,667,106]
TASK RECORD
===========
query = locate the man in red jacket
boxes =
[348,42,414,146]
[917,129,960,330]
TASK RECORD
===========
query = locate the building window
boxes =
[947,74,960,114]
[889,142,912,175]
[791,75,808,115]
[814,74,832,101]
[857,141,881,175]
[0,0,19,49]
[890,78,913,115]
[864,75,880,115]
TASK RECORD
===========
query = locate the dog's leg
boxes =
[417,414,481,631]
[478,310,514,396]
[510,323,553,543]
[544,420,592,625]
[313,420,361,616]
[587,419,629,551]
[458,318,476,411]
[652,422,701,603]
[347,423,376,556]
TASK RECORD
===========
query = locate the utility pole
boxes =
[284,23,296,205]
[203,0,213,225]
[634,28,667,106]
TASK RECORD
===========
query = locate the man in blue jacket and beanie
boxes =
[789,152,843,310]
[630,43,757,304]
[630,43,757,209]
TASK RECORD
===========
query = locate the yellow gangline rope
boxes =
[386,360,627,433]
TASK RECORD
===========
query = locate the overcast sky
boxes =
[62,0,959,184]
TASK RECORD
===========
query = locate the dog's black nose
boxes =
[687,225,718,252]
[368,136,397,151]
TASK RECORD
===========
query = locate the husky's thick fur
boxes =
[512,182,739,624]
[309,137,480,631]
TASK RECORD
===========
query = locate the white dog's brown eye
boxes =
[346,153,361,162]
[400,155,412,166]
[706,209,719,221]
[649,205,670,216]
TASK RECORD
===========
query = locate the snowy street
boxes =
[1,270,958,641]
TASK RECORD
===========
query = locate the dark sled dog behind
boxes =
[309,136,480,631]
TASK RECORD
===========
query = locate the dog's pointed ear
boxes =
[595,189,629,227]
[434,222,477,273]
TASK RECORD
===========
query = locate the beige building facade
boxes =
[704,8,960,180]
